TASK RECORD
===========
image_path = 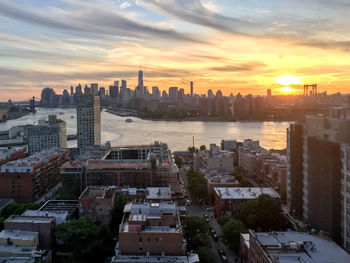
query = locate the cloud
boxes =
[120,1,132,9]
[0,0,203,43]
[142,0,258,36]
[209,62,265,72]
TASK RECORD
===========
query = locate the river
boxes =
[0,108,290,151]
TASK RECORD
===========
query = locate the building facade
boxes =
[28,115,67,155]
[77,95,101,150]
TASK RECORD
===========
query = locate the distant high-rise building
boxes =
[267,89,272,97]
[190,81,193,97]
[40,87,56,107]
[114,81,119,87]
[208,89,214,98]
[152,86,160,98]
[27,115,67,155]
[84,85,91,95]
[70,86,74,95]
[99,87,105,97]
[138,70,143,88]
[77,95,101,151]
[121,80,127,89]
[91,83,99,96]
[169,87,178,101]
[75,84,82,95]
[109,85,119,98]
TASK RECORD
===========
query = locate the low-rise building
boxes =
[22,210,69,225]
[214,187,280,216]
[203,169,239,194]
[240,230,350,263]
[0,148,70,202]
[238,139,268,176]
[255,153,287,192]
[4,215,56,249]
[0,230,39,248]
[61,142,180,196]
[0,147,27,167]
[38,199,78,220]
[78,186,116,224]
[0,244,50,263]
[111,201,196,262]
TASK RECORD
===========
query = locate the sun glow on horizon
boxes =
[280,86,295,94]
[275,75,303,86]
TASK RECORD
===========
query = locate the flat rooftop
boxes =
[146,187,171,200]
[22,210,68,225]
[214,187,280,200]
[112,253,199,263]
[254,231,350,263]
[125,202,177,216]
[0,230,38,241]
[39,200,78,213]
[5,215,55,224]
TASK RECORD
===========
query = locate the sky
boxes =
[0,0,350,100]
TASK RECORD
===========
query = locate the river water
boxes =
[0,108,290,151]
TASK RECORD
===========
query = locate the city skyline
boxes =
[1,0,350,100]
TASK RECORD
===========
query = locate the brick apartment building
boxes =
[0,148,70,202]
[214,187,280,216]
[0,147,27,167]
[117,202,185,257]
[78,186,116,224]
[4,215,56,249]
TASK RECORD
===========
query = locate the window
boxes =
[139,237,142,242]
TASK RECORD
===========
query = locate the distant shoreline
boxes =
[106,111,294,123]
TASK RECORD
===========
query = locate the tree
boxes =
[174,156,183,168]
[185,216,208,237]
[221,219,246,252]
[2,203,41,219]
[196,247,217,263]
[236,194,290,231]
[188,146,198,154]
[199,145,206,151]
[187,170,208,201]
[56,216,104,262]
[217,215,231,226]
[110,195,130,237]
[240,179,254,187]
[185,217,211,252]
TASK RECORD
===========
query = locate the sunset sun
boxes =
[275,75,302,86]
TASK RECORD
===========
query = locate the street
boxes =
[180,165,239,263]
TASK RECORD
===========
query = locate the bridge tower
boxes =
[29,96,36,113]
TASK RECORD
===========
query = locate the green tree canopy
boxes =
[174,156,183,168]
[221,218,246,252]
[2,203,40,219]
[240,179,254,187]
[56,216,103,261]
[199,145,206,151]
[196,247,217,263]
[236,194,290,231]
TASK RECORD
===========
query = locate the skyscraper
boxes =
[77,95,101,151]
[138,69,143,88]
[190,81,193,97]
[91,83,99,96]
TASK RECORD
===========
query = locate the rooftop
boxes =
[0,230,38,241]
[5,215,55,224]
[253,231,350,263]
[112,253,199,263]
[39,200,78,213]
[124,202,177,216]
[22,210,68,225]
[146,187,171,200]
[79,186,116,199]
[214,187,280,200]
